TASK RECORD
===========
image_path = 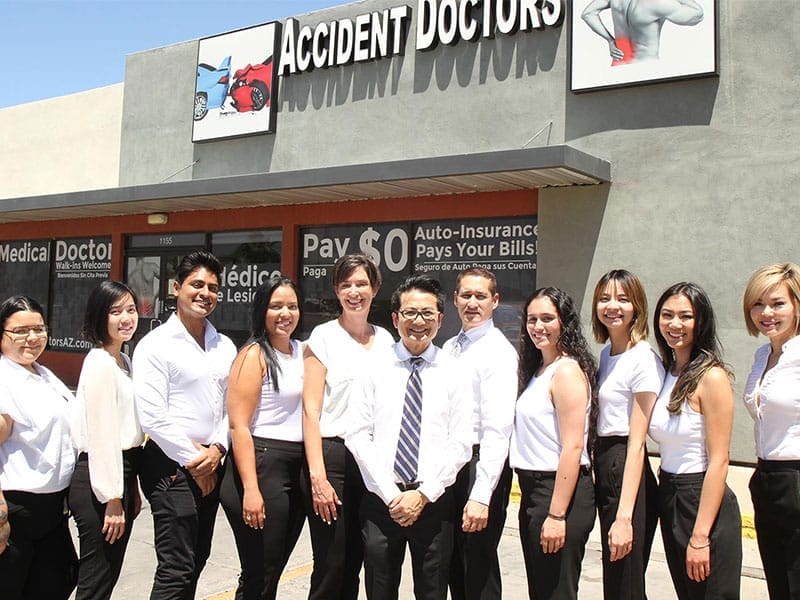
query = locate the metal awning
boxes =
[0,145,610,223]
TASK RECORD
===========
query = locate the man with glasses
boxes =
[346,275,473,599]
[443,267,518,600]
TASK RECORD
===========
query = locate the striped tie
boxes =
[394,356,424,484]
[451,332,468,357]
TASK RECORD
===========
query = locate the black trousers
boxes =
[749,459,800,600]
[305,436,366,600]
[68,447,142,600]
[516,467,595,600]
[594,436,658,600]
[361,488,455,600]
[219,437,307,600]
[0,488,77,600]
[449,446,513,600]
[658,470,741,600]
[138,439,223,600]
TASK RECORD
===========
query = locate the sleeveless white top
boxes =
[251,339,304,442]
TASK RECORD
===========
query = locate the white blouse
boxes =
[743,336,800,460]
[510,358,591,472]
[649,373,708,474]
[0,356,76,493]
[71,348,144,503]
[251,339,304,442]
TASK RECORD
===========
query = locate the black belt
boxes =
[396,481,421,491]
[757,459,800,472]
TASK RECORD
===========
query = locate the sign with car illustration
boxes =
[192,21,281,142]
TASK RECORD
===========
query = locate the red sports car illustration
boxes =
[229,57,273,113]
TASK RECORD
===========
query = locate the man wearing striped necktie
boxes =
[346,275,473,600]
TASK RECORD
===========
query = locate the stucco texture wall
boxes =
[0,84,123,199]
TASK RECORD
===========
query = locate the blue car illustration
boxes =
[194,56,231,121]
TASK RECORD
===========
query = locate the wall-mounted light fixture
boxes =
[147,213,168,225]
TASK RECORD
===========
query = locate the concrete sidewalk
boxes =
[81,464,768,599]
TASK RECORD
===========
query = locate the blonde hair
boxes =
[742,263,800,337]
[591,269,650,344]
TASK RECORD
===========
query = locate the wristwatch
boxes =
[213,442,227,457]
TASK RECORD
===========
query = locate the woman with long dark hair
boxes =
[69,281,143,600]
[649,282,741,599]
[0,295,77,599]
[509,287,597,600]
[220,275,307,599]
[302,253,394,598]
[742,263,800,599]
[591,270,663,598]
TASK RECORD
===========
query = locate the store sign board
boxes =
[570,0,718,92]
[0,240,51,307]
[49,237,112,352]
[299,216,537,342]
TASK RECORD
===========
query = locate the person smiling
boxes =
[0,296,78,599]
[302,253,394,599]
[133,251,237,599]
[69,281,144,600]
[742,263,800,599]
[509,287,597,600]
[649,283,741,599]
[220,276,307,600]
[591,270,663,599]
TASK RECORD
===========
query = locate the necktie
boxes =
[394,357,424,484]
[451,332,468,357]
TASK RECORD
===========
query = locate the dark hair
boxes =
[0,295,46,331]
[332,253,381,290]
[517,287,598,450]
[390,275,445,313]
[455,267,497,295]
[244,276,301,392]
[174,250,223,285]
[653,282,730,415]
[591,269,650,344]
[82,281,138,346]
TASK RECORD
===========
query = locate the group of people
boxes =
[0,250,796,600]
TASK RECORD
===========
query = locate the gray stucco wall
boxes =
[117,0,800,461]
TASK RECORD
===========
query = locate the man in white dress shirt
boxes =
[346,275,472,600]
[443,267,518,600]
[133,251,237,600]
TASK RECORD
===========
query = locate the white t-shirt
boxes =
[510,358,591,471]
[0,356,76,493]
[306,319,394,438]
[251,339,304,442]
[597,341,664,437]
[649,373,708,474]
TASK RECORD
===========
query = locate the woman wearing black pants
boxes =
[220,276,307,599]
[742,263,800,599]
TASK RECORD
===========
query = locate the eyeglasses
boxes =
[397,309,439,321]
[3,325,48,339]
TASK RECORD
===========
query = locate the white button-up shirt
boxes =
[743,336,800,460]
[442,319,517,505]
[346,341,473,505]
[133,314,237,466]
[0,356,76,493]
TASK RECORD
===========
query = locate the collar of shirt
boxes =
[781,334,800,357]
[0,354,43,382]
[459,318,494,349]
[393,340,438,367]
[164,312,221,347]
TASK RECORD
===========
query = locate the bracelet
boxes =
[547,512,566,521]
[688,539,711,549]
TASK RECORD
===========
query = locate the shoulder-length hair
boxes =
[742,262,800,337]
[332,253,382,290]
[591,269,650,344]
[653,282,730,415]
[82,281,138,346]
[517,287,598,447]
[245,275,301,392]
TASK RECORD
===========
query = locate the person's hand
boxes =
[0,489,9,555]
[608,516,633,561]
[186,444,223,478]
[686,538,711,582]
[310,476,341,525]
[461,500,489,533]
[389,491,428,527]
[540,515,566,554]
[103,498,126,544]
[609,40,624,61]
[191,471,218,497]
[242,488,266,530]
